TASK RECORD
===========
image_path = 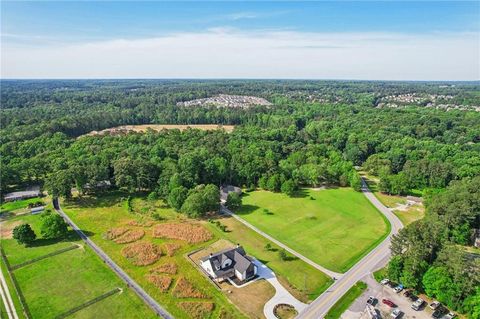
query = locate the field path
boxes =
[296,178,404,318]
[53,198,173,319]
[220,205,342,278]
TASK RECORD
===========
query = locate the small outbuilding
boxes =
[4,186,41,202]
[220,185,242,203]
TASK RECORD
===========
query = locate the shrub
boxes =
[279,249,288,261]
[264,243,272,251]
[152,223,212,244]
[146,275,172,292]
[225,192,242,210]
[172,277,206,298]
[121,242,161,266]
[178,302,214,319]
[149,262,178,275]
[12,224,36,246]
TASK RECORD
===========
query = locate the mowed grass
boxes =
[237,188,389,273]
[0,197,44,214]
[0,213,155,319]
[208,216,332,302]
[63,193,245,319]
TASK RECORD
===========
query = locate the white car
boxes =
[391,309,402,319]
[411,298,425,311]
[394,285,404,293]
[430,301,441,310]
[381,278,390,285]
[440,313,457,319]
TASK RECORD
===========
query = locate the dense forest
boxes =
[1,80,479,317]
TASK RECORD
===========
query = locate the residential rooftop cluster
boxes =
[176,94,272,108]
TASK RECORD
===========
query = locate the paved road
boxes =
[296,178,404,318]
[53,199,173,319]
[0,265,19,319]
[220,206,342,278]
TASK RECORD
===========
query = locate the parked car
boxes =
[408,294,419,302]
[381,278,390,285]
[440,312,457,319]
[387,281,397,288]
[394,284,404,293]
[382,299,396,308]
[391,309,403,319]
[411,298,425,311]
[430,301,441,310]
[432,308,446,319]
[403,290,412,298]
[367,296,376,305]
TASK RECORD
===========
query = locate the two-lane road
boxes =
[53,199,173,319]
[296,178,404,318]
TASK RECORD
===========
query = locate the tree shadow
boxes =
[290,189,309,198]
[235,204,260,215]
[29,229,95,247]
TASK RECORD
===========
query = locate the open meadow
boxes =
[62,191,332,318]
[236,188,390,273]
[0,212,155,319]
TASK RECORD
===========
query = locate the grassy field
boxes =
[361,174,425,226]
[324,281,367,319]
[236,188,389,273]
[62,192,332,318]
[0,212,155,319]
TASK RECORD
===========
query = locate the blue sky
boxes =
[1,1,479,80]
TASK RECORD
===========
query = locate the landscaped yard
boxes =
[62,191,332,318]
[0,212,154,319]
[236,188,390,273]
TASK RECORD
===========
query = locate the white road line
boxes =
[0,263,19,319]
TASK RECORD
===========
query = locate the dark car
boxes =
[382,299,396,308]
[404,290,412,298]
[408,294,418,302]
[432,308,446,319]
[367,296,377,305]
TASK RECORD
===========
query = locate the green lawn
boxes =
[0,213,155,319]
[236,188,390,273]
[324,281,367,319]
[62,192,246,319]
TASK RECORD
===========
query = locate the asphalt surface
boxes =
[53,198,173,319]
[220,206,342,278]
[296,178,404,318]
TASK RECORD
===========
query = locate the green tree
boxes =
[225,192,242,210]
[387,255,404,282]
[349,172,362,192]
[12,224,36,246]
[281,179,297,196]
[167,186,188,211]
[40,213,69,239]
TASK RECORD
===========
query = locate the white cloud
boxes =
[2,30,479,80]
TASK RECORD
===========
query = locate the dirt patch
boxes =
[126,220,154,227]
[114,229,145,244]
[152,223,212,244]
[178,301,214,319]
[121,242,161,266]
[172,277,207,298]
[149,262,178,275]
[83,124,235,137]
[146,275,172,292]
[105,227,129,240]
[163,243,181,257]
[0,221,22,239]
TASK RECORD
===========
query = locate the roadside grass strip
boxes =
[0,247,32,319]
[54,288,122,319]
[324,281,367,319]
[9,245,80,271]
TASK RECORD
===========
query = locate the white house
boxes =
[200,245,257,282]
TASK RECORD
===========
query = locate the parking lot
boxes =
[341,274,434,319]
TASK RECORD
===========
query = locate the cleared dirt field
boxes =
[83,124,235,137]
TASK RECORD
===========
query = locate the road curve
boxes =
[220,206,342,278]
[296,178,404,318]
[53,198,173,319]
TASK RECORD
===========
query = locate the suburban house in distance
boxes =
[3,186,41,202]
[220,185,242,203]
[200,245,258,283]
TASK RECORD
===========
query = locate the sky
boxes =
[1,1,479,80]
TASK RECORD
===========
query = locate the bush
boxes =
[225,192,242,210]
[279,249,288,261]
[12,224,36,246]
[40,213,69,239]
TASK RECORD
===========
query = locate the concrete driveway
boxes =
[253,260,308,319]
